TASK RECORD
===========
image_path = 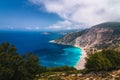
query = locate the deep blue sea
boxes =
[0,31,82,67]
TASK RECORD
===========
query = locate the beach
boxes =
[75,47,87,70]
[50,40,87,70]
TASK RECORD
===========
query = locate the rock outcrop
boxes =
[54,22,120,53]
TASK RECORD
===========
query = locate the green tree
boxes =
[0,42,42,80]
[102,50,120,69]
[85,50,120,72]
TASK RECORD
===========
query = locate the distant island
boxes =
[41,32,52,35]
[53,22,120,70]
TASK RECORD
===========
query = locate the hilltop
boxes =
[53,22,120,69]
[54,22,120,52]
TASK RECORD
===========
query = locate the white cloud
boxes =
[35,27,40,30]
[25,27,33,30]
[47,20,87,30]
[29,0,120,29]
[25,26,40,30]
[48,20,72,30]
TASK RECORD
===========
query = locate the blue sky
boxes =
[0,0,120,31]
[0,0,62,31]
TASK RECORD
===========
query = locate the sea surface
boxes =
[0,31,82,67]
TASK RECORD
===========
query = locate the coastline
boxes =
[74,45,87,70]
[49,40,87,70]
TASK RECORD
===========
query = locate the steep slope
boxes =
[54,22,120,53]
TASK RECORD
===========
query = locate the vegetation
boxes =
[1,42,120,80]
[85,50,120,72]
[47,66,75,72]
[38,49,120,80]
[0,42,76,80]
[0,42,42,80]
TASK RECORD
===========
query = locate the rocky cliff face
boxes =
[54,22,120,53]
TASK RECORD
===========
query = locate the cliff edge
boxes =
[53,22,120,69]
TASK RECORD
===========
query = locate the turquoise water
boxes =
[0,31,82,67]
[62,47,82,66]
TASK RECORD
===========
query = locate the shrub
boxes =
[85,50,120,72]
[0,42,41,80]
[47,66,76,72]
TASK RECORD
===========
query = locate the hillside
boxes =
[38,69,120,80]
[54,22,120,53]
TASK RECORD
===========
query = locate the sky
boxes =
[0,0,120,31]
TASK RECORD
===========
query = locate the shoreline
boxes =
[49,40,87,70]
[74,45,87,70]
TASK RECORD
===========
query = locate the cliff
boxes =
[54,22,120,53]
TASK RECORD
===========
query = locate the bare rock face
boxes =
[54,22,120,53]
[74,27,114,52]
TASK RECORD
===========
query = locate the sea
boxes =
[0,31,82,67]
